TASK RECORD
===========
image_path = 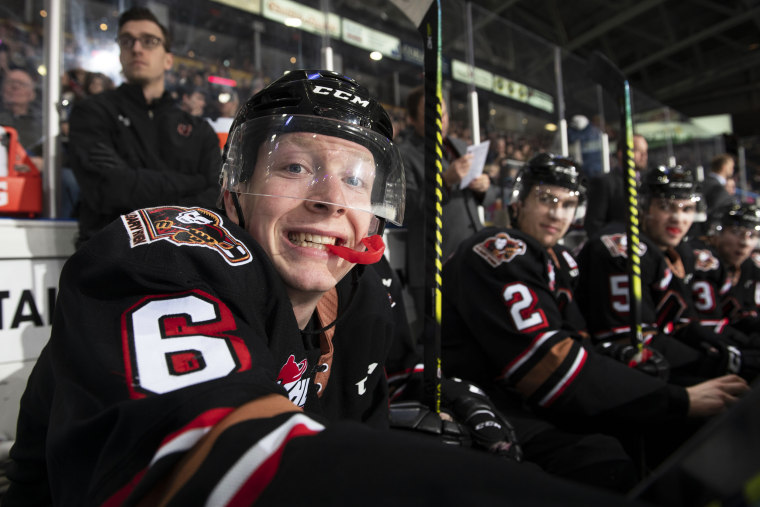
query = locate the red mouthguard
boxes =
[326,234,385,264]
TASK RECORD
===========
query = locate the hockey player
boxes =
[692,203,760,342]
[441,153,748,486]
[5,71,630,506]
[577,165,758,383]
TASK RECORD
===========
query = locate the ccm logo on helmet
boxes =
[312,85,370,108]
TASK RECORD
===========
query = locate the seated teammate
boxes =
[577,165,758,383]
[440,153,747,486]
[6,71,631,506]
[691,203,760,343]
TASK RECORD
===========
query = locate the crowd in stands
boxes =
[3,6,760,505]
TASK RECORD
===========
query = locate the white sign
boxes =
[453,58,555,114]
[0,258,64,364]
[211,0,262,14]
[342,19,401,59]
[262,0,341,37]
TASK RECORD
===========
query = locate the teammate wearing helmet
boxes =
[685,203,760,360]
[441,154,748,486]
[577,165,758,383]
[7,72,628,506]
[713,204,760,335]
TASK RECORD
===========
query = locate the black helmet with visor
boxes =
[219,70,405,248]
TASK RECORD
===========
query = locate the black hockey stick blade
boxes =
[587,50,645,352]
[391,0,444,413]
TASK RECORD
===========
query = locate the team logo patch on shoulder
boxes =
[122,206,252,266]
[601,233,647,258]
[473,232,526,267]
[693,249,719,271]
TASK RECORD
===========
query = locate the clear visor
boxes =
[221,115,405,232]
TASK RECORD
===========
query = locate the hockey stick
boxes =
[390,0,443,413]
[588,51,645,356]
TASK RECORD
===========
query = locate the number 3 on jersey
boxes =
[122,290,251,398]
[502,283,548,332]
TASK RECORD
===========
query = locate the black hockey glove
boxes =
[441,378,523,462]
[597,342,670,380]
[388,400,471,447]
[677,322,743,377]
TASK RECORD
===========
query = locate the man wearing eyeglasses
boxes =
[68,6,220,247]
[0,67,43,170]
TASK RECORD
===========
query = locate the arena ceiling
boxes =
[466,0,760,132]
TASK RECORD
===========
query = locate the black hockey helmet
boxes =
[510,152,587,204]
[717,202,760,233]
[219,70,405,235]
[641,164,701,202]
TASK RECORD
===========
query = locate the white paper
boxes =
[459,140,490,189]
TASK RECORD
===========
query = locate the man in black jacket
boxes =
[584,134,648,237]
[398,86,496,339]
[68,7,220,247]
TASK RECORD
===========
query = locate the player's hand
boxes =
[467,174,491,193]
[443,153,472,188]
[597,342,670,380]
[442,378,522,462]
[686,374,749,417]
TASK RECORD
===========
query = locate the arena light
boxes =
[544,123,558,132]
[369,51,383,61]
[208,75,237,87]
[284,17,302,27]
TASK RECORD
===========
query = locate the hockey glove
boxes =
[441,378,523,462]
[597,342,670,380]
[388,400,471,447]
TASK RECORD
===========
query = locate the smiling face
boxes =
[515,184,579,248]
[643,198,697,250]
[225,132,375,302]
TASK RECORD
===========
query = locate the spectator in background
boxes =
[567,114,604,178]
[206,88,239,151]
[398,85,497,340]
[179,85,207,117]
[0,44,13,84]
[59,71,114,219]
[703,153,737,219]
[68,6,220,247]
[83,71,112,96]
[584,133,649,237]
[0,67,43,169]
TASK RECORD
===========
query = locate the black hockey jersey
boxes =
[677,238,733,328]
[441,227,687,425]
[5,206,394,505]
[575,224,673,344]
[722,251,760,334]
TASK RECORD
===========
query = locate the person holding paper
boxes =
[398,85,497,341]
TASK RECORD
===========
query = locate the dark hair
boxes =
[710,153,734,174]
[118,6,172,52]
[405,85,424,121]
[181,85,207,99]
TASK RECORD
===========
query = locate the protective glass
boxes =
[221,115,405,235]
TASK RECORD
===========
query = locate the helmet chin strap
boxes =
[326,234,385,264]
[231,192,247,230]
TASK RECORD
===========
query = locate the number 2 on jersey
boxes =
[502,283,549,332]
